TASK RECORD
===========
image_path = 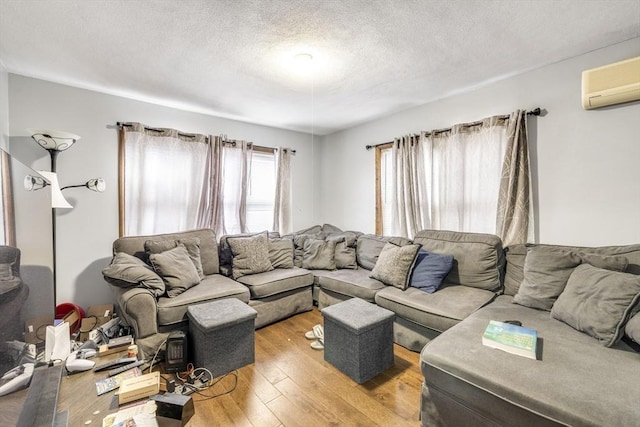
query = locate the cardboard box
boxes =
[118,371,160,405]
[24,315,54,345]
[78,304,115,342]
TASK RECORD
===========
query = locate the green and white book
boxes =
[482,320,537,360]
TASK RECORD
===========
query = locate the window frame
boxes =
[374,142,392,236]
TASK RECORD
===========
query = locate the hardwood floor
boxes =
[187,308,423,427]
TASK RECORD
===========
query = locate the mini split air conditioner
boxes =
[582,56,640,110]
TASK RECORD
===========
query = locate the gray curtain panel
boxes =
[496,110,532,246]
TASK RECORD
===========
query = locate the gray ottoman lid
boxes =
[188,298,257,332]
[322,297,395,335]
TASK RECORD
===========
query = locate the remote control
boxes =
[108,360,145,377]
[94,357,138,372]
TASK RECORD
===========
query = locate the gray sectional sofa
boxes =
[102,225,640,426]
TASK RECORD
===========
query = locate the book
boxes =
[482,320,537,360]
[95,367,143,395]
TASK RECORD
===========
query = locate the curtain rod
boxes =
[116,122,296,155]
[365,107,542,151]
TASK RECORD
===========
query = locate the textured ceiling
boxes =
[1,0,639,135]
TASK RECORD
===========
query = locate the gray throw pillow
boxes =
[334,241,357,269]
[0,263,14,281]
[102,252,166,297]
[269,237,294,269]
[326,232,358,269]
[302,239,337,270]
[149,244,201,297]
[625,312,640,345]
[514,247,628,311]
[227,232,274,279]
[370,242,421,290]
[145,237,205,279]
[293,232,325,268]
[551,264,640,347]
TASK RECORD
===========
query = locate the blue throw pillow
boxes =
[409,250,454,293]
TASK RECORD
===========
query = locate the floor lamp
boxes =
[24,130,106,308]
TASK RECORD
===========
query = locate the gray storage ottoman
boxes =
[187,298,258,377]
[321,297,395,383]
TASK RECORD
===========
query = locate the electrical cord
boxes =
[187,370,239,400]
[148,338,168,374]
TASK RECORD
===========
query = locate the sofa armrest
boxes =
[112,286,159,339]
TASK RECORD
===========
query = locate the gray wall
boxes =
[319,38,640,247]
[8,77,320,308]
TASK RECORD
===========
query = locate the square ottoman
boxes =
[187,298,258,377]
[321,297,395,383]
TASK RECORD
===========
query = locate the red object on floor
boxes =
[55,302,85,333]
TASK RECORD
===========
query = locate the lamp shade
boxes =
[27,129,80,152]
[37,170,72,209]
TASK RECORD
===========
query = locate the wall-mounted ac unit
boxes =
[582,56,640,110]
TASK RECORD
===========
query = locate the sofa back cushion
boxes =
[504,243,640,296]
[413,230,505,291]
[113,228,219,275]
[356,234,413,270]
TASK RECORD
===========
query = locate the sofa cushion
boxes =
[370,242,421,289]
[318,268,386,302]
[421,295,640,427]
[504,242,640,296]
[219,231,280,276]
[302,239,337,270]
[156,274,250,326]
[227,231,274,279]
[269,237,294,269]
[514,247,629,311]
[102,252,165,297]
[236,267,313,299]
[409,250,454,294]
[149,245,201,297]
[356,234,412,270]
[375,286,495,333]
[144,237,205,279]
[113,228,220,276]
[413,230,504,291]
[551,264,640,347]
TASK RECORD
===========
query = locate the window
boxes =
[246,151,276,232]
[120,125,283,237]
[376,124,508,236]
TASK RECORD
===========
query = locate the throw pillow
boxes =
[625,312,640,345]
[149,244,201,297]
[0,263,14,281]
[409,250,454,293]
[514,247,630,311]
[513,247,582,310]
[370,242,421,290]
[269,237,294,269]
[334,241,358,269]
[102,252,166,297]
[551,263,640,347]
[302,239,337,270]
[293,232,325,268]
[145,237,205,279]
[326,232,358,269]
[227,232,274,279]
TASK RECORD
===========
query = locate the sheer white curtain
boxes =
[390,135,429,238]
[220,141,253,235]
[272,147,293,234]
[424,116,508,234]
[122,124,209,236]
